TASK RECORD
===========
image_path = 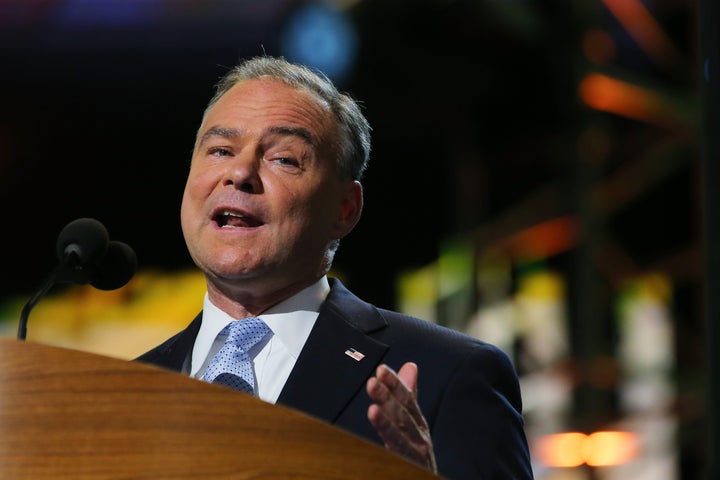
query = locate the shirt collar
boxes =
[260,276,329,357]
[192,276,330,373]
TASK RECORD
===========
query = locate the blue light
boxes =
[55,0,160,28]
[280,3,358,84]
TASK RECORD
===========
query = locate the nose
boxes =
[223,152,262,193]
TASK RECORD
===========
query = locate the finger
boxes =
[375,365,413,404]
[367,403,421,460]
[368,373,417,435]
[375,364,428,429]
[397,362,418,393]
[367,369,417,435]
[366,374,390,403]
[396,363,429,428]
[367,370,429,447]
[368,402,435,471]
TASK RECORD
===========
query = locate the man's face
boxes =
[181,78,361,297]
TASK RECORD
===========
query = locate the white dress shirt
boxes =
[190,276,330,404]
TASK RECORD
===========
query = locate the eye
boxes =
[265,154,302,170]
[274,156,300,167]
[207,146,233,157]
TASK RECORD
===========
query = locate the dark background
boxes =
[0,0,697,309]
[0,0,696,306]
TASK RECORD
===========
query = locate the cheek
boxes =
[271,189,317,236]
[180,194,199,252]
[293,191,340,236]
[180,173,210,230]
[181,180,198,217]
[183,168,217,206]
[180,193,193,230]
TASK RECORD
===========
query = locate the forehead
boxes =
[202,78,335,139]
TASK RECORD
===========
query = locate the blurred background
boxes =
[0,0,714,478]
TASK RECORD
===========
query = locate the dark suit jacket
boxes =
[136,278,534,480]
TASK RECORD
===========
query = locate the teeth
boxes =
[219,209,248,228]
[223,210,244,218]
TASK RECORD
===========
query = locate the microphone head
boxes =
[56,217,109,264]
[55,218,109,284]
[91,240,138,291]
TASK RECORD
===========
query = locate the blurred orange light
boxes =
[578,73,670,126]
[501,215,578,261]
[536,432,587,467]
[586,431,640,467]
[536,430,640,468]
[601,0,678,66]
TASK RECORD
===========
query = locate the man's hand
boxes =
[366,362,437,474]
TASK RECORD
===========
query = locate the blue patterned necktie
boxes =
[201,317,270,394]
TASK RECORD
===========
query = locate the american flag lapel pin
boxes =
[344,347,365,361]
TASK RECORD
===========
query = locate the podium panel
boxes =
[0,338,438,479]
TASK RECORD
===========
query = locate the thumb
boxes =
[397,362,419,393]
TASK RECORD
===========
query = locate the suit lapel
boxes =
[277,279,388,423]
[135,313,202,372]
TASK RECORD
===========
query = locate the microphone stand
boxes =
[17,253,86,341]
[17,263,63,341]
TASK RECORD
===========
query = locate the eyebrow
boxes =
[197,126,241,148]
[268,126,317,147]
[197,125,318,149]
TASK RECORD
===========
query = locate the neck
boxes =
[205,275,322,319]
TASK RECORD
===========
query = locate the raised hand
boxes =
[366,362,437,473]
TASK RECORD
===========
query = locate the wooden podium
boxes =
[0,338,438,479]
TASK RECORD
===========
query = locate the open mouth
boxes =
[213,209,263,228]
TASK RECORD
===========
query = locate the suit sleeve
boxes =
[430,343,534,480]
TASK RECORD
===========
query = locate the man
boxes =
[137,55,533,479]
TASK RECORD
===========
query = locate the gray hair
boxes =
[202,55,371,181]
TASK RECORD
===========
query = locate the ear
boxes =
[333,180,363,239]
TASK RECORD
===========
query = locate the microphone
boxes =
[17,218,138,340]
[91,240,138,291]
[54,217,110,285]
